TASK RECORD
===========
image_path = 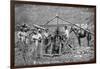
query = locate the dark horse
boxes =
[69,26,92,46]
[43,27,64,54]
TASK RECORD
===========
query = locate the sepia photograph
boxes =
[11,1,96,68]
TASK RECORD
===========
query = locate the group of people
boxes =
[16,23,92,58]
[16,24,70,57]
[17,24,69,45]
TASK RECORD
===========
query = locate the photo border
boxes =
[10,1,96,69]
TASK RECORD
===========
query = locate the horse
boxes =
[69,25,92,46]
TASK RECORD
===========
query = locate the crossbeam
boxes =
[40,24,71,27]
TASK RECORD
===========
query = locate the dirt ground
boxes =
[15,34,94,66]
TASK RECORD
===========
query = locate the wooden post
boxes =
[50,42,53,56]
[40,39,43,57]
[59,43,62,55]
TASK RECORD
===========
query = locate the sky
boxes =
[15,3,95,32]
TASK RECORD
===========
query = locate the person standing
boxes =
[64,25,69,39]
[43,29,49,38]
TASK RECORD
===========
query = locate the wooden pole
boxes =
[59,43,62,55]
[50,42,53,56]
[40,40,43,57]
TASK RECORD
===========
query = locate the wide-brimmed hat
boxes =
[19,24,30,32]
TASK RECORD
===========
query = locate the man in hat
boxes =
[17,24,30,43]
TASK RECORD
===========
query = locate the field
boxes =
[15,28,94,66]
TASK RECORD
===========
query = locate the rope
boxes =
[42,15,94,35]
[44,16,57,26]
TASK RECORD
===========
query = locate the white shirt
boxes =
[17,31,27,41]
[43,32,49,37]
[32,33,42,40]
[65,29,69,38]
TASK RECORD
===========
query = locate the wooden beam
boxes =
[40,24,71,27]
